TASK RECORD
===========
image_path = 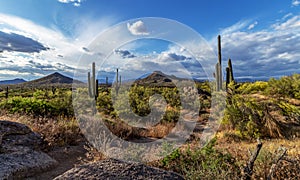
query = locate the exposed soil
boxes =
[27,142,88,180]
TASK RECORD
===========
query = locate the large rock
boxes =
[0,120,57,179]
[54,158,184,180]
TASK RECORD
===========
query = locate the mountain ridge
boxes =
[0,72,83,88]
[0,78,27,85]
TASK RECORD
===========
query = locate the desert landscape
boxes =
[0,1,300,179]
[0,60,299,179]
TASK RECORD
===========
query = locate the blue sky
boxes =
[0,0,299,81]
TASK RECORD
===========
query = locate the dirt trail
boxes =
[27,142,88,180]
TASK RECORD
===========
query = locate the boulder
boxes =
[0,120,57,179]
[54,158,184,180]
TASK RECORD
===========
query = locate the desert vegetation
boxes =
[0,71,299,179]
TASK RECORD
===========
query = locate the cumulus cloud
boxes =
[103,43,206,81]
[58,0,83,7]
[0,55,75,80]
[217,15,300,79]
[158,52,192,62]
[114,49,136,58]
[292,0,300,6]
[0,13,113,80]
[127,20,150,35]
[272,16,300,30]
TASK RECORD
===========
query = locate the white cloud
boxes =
[248,21,258,30]
[100,42,206,81]
[292,0,300,6]
[0,13,114,80]
[220,20,251,35]
[58,0,83,7]
[272,16,300,30]
[282,13,293,20]
[127,20,150,36]
[215,14,300,78]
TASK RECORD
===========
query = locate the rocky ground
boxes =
[0,120,184,179]
[54,159,183,180]
[0,120,57,179]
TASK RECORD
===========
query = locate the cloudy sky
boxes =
[0,0,299,81]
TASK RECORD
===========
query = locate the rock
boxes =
[0,120,57,179]
[54,158,184,180]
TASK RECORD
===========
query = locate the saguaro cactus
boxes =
[226,58,235,90]
[87,62,99,100]
[115,68,121,95]
[228,58,234,83]
[215,63,221,91]
[226,67,230,89]
[215,35,223,91]
[51,86,56,95]
[5,86,8,99]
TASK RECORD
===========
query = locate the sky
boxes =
[0,0,299,81]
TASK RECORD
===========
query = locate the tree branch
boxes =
[242,139,263,180]
[267,147,287,180]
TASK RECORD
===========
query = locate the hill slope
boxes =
[134,71,187,87]
[19,72,83,87]
[0,78,26,85]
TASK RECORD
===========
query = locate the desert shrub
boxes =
[223,94,299,138]
[237,81,268,94]
[112,85,181,123]
[26,117,81,147]
[265,74,300,98]
[158,138,241,179]
[162,109,180,123]
[224,95,264,139]
[97,90,115,115]
[278,101,300,123]
[0,96,55,116]
[195,81,211,95]
[0,89,74,118]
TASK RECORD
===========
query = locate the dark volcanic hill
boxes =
[0,78,26,85]
[134,71,185,87]
[19,72,83,87]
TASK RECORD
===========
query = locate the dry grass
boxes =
[216,132,300,179]
[0,111,82,148]
[1,101,299,179]
[217,131,300,157]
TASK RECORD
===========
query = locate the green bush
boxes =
[237,81,268,94]
[111,85,181,123]
[158,138,240,179]
[0,88,74,118]
[278,101,300,123]
[224,95,264,139]
[265,74,300,98]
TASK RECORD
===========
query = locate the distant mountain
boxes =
[0,78,26,85]
[235,77,269,83]
[20,72,83,87]
[133,71,186,87]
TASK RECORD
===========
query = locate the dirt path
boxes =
[27,142,88,180]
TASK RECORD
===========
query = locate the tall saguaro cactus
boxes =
[226,67,230,89]
[5,86,8,99]
[226,58,235,90]
[215,35,223,91]
[87,62,99,100]
[115,68,121,95]
[228,58,234,83]
[215,63,221,91]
